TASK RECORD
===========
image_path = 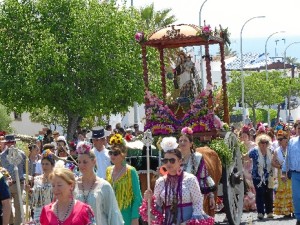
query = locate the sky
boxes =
[124,0,300,60]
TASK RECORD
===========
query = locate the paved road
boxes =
[214,212,296,225]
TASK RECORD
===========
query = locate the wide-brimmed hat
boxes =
[1,134,20,143]
[91,129,109,139]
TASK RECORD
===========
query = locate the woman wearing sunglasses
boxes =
[140,137,214,225]
[106,134,142,225]
[75,141,124,225]
[272,130,293,217]
[243,133,274,220]
[178,127,217,216]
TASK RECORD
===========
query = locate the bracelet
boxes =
[208,193,214,198]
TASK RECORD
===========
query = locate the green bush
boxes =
[0,104,12,132]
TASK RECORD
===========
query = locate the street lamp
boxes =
[199,0,208,89]
[265,31,285,80]
[265,31,285,126]
[284,41,300,122]
[284,41,300,72]
[240,16,265,124]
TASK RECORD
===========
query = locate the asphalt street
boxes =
[214,212,296,225]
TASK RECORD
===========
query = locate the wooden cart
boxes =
[137,24,244,225]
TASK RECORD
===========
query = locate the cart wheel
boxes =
[222,132,244,225]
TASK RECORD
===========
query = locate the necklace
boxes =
[56,199,74,225]
[43,174,49,184]
[81,177,96,203]
[113,165,126,182]
[112,165,126,188]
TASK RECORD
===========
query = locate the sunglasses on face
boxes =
[108,150,121,156]
[161,158,176,164]
[260,141,269,145]
[278,137,287,141]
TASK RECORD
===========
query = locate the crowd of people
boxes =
[0,123,218,225]
[239,118,300,225]
[0,117,300,225]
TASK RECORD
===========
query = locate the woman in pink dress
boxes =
[240,125,257,211]
[40,167,95,225]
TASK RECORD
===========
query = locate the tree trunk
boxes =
[66,114,82,141]
[276,104,281,123]
[251,106,256,127]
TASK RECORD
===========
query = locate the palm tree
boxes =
[140,3,176,30]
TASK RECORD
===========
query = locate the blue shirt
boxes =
[0,148,26,181]
[0,173,11,212]
[248,148,271,180]
[283,136,300,172]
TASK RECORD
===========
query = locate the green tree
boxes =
[139,3,176,30]
[0,103,13,132]
[228,70,287,125]
[138,3,177,98]
[0,0,147,140]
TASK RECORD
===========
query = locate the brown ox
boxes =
[196,146,222,217]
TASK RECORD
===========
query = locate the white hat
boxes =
[57,136,67,144]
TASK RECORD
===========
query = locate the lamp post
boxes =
[240,16,265,124]
[199,0,208,89]
[265,31,285,126]
[284,41,300,72]
[284,41,300,122]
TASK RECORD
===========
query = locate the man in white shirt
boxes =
[91,129,111,179]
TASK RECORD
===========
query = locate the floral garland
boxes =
[139,196,164,225]
[144,87,217,135]
[186,217,215,225]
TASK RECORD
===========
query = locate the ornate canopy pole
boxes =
[142,130,154,224]
[159,48,166,101]
[219,42,230,124]
[204,43,213,107]
[7,146,25,223]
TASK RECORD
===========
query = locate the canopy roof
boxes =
[143,24,223,49]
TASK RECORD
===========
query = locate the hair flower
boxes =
[181,127,193,135]
[109,134,125,146]
[277,130,284,135]
[76,141,91,154]
[42,149,53,159]
[160,137,179,152]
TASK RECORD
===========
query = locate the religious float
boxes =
[134,23,244,225]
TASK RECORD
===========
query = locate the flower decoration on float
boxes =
[181,127,193,135]
[197,20,213,40]
[135,32,146,43]
[144,87,217,135]
[109,133,126,146]
[160,137,179,152]
[76,141,91,154]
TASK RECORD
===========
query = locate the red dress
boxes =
[40,200,95,225]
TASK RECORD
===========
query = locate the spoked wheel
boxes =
[222,132,244,225]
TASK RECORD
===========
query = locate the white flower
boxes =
[160,137,179,152]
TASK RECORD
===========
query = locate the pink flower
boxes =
[135,32,144,42]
